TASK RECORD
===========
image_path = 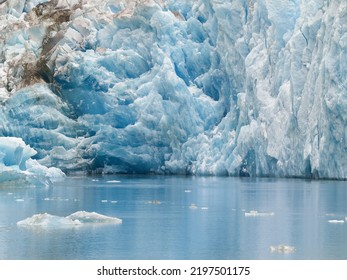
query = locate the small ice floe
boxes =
[15,198,24,202]
[147,200,161,205]
[328,220,345,224]
[17,211,122,228]
[7,193,13,195]
[184,190,192,193]
[17,213,80,227]
[101,200,108,203]
[270,245,295,254]
[66,211,122,224]
[110,200,118,204]
[245,210,275,217]
[43,197,69,202]
[91,179,99,182]
[187,204,207,210]
[189,203,198,210]
[106,180,121,183]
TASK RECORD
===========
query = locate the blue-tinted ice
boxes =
[0,0,346,180]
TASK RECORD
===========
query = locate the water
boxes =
[0,176,346,260]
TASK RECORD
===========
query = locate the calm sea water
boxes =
[0,175,346,260]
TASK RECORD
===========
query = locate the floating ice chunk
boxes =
[184,190,192,193]
[110,200,118,204]
[189,203,198,210]
[328,220,345,224]
[66,211,122,224]
[17,211,122,228]
[106,180,121,183]
[147,200,161,204]
[101,200,108,203]
[270,245,296,254]
[200,207,209,210]
[17,213,81,227]
[15,198,24,202]
[245,210,275,217]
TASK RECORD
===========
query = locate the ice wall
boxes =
[0,0,346,179]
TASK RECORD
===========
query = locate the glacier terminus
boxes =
[0,0,346,181]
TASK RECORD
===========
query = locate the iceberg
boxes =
[17,211,122,228]
[328,220,345,224]
[66,211,122,224]
[244,210,275,217]
[17,213,82,227]
[146,200,161,205]
[269,245,296,254]
[189,203,198,210]
[0,0,346,180]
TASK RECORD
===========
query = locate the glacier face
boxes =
[0,0,346,179]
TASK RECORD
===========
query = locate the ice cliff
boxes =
[0,0,346,180]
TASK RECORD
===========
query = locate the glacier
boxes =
[0,0,346,180]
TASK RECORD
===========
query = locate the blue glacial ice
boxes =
[0,0,346,180]
[0,136,64,185]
